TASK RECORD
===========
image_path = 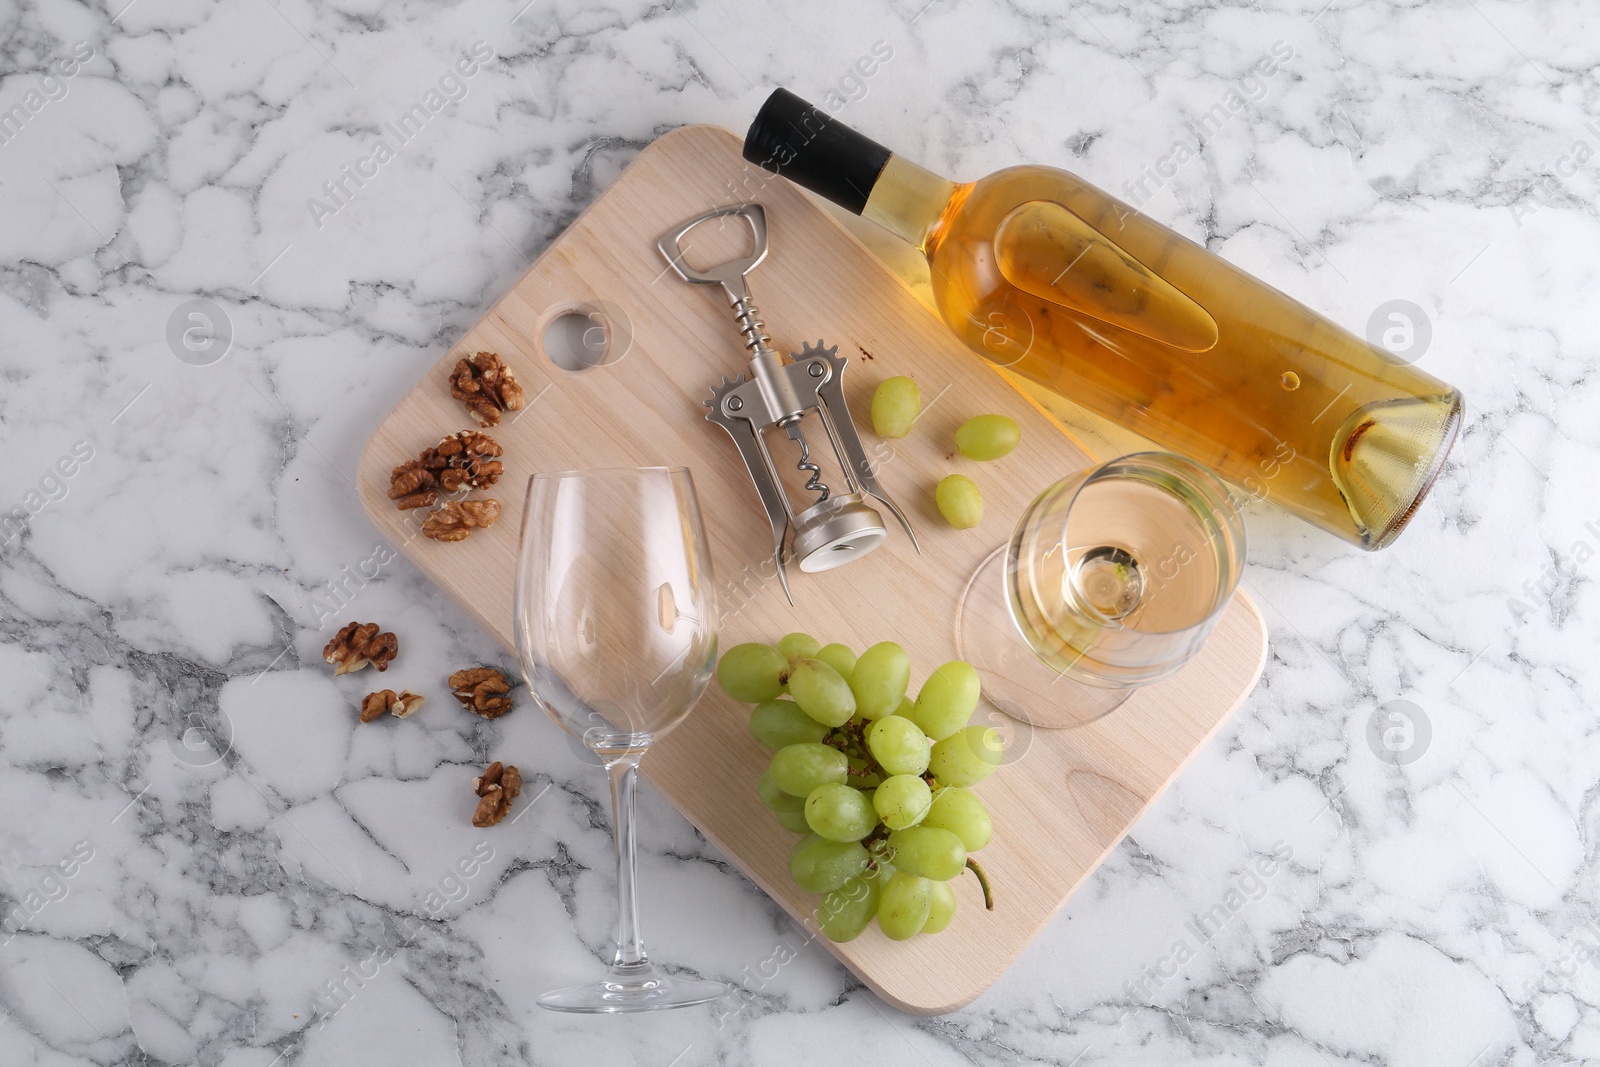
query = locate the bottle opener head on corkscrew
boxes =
[657,202,917,604]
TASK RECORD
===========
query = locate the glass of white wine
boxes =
[955,452,1246,729]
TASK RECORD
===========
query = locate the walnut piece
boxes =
[359,689,424,722]
[388,431,504,511]
[449,351,527,427]
[471,761,523,827]
[450,666,513,717]
[323,622,398,675]
[430,431,504,491]
[421,498,501,542]
[388,463,438,511]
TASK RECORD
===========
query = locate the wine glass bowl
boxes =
[957,452,1246,729]
[514,466,728,1013]
[517,467,716,748]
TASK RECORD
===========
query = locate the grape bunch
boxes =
[717,634,1003,943]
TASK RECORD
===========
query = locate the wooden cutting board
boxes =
[356,125,1267,1014]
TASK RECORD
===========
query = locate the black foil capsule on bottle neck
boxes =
[742,88,893,215]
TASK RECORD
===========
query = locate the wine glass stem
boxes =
[605,754,649,970]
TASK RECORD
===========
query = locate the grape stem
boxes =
[965,858,994,910]
[825,721,891,782]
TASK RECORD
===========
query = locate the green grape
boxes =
[846,756,883,790]
[954,413,1021,461]
[816,643,857,679]
[928,725,1003,787]
[865,716,930,776]
[777,632,822,663]
[758,769,805,813]
[717,643,788,702]
[935,475,983,530]
[749,699,830,750]
[774,808,811,833]
[887,826,967,881]
[873,774,932,831]
[871,375,921,439]
[849,642,910,720]
[893,696,916,718]
[818,872,881,942]
[789,834,869,894]
[923,787,992,851]
[922,880,957,934]
[911,660,981,741]
[804,782,877,842]
[876,871,932,940]
[787,658,856,727]
[769,742,848,796]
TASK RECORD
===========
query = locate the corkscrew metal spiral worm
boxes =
[785,420,829,501]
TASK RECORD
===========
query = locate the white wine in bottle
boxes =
[744,90,1462,550]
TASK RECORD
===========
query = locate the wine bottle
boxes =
[743,89,1463,550]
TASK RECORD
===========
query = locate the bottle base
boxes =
[1335,390,1464,551]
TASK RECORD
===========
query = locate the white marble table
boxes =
[1,0,1594,1063]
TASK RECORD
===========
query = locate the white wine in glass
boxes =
[514,466,728,1013]
[956,452,1246,728]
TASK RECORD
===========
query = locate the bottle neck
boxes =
[862,155,957,255]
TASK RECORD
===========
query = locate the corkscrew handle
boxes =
[657,203,777,358]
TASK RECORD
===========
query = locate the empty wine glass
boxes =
[514,466,728,1013]
[955,452,1246,728]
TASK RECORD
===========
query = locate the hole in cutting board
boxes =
[539,301,633,372]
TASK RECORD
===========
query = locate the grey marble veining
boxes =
[1,0,1597,1063]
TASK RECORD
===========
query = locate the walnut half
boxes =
[323,622,398,675]
[449,666,513,717]
[359,689,424,722]
[389,430,504,511]
[472,761,523,827]
[421,498,501,542]
[449,351,527,427]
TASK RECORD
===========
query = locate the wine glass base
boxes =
[538,964,730,1014]
[955,546,1133,730]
